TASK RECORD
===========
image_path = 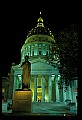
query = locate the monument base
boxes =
[12,89,32,113]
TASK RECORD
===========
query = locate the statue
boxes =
[21,55,31,89]
[12,55,32,113]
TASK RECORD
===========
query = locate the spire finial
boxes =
[40,11,41,15]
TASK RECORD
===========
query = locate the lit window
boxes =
[28,46,30,48]
[52,75,55,77]
[54,55,55,58]
[32,46,34,49]
[2,88,5,93]
[42,44,46,55]
[35,44,38,46]
[34,44,38,55]
[43,44,45,46]
[39,45,41,49]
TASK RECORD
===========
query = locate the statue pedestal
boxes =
[12,89,32,113]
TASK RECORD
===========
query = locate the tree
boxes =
[55,24,79,84]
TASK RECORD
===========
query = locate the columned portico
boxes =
[30,60,60,102]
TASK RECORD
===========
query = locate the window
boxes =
[42,44,46,55]
[35,44,38,46]
[43,44,45,46]
[39,51,41,55]
[2,88,5,93]
[32,51,34,56]
[34,44,38,55]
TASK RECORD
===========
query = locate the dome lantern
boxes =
[37,11,44,27]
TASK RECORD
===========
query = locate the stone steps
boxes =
[2,102,77,116]
[32,102,70,114]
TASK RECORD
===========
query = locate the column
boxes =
[18,75,22,89]
[63,84,66,102]
[66,86,69,100]
[73,80,78,103]
[30,45,31,56]
[48,75,52,102]
[34,75,37,101]
[37,44,39,55]
[42,75,45,102]
[70,81,75,102]
[8,74,14,99]
[66,83,72,101]
[31,46,32,56]
[41,44,42,55]
[70,81,73,102]
[55,75,60,102]
[68,84,72,102]
[16,77,19,89]
[60,84,63,102]
[13,74,17,98]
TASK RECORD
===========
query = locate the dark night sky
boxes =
[1,1,79,77]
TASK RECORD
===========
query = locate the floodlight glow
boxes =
[52,75,55,77]
[18,75,21,77]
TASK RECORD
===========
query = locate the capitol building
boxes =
[2,13,78,105]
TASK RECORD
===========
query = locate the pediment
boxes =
[31,61,59,75]
[31,61,54,70]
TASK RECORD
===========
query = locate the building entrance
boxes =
[37,88,42,102]
[30,75,49,102]
[37,96,42,102]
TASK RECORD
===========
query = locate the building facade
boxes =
[2,15,78,104]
